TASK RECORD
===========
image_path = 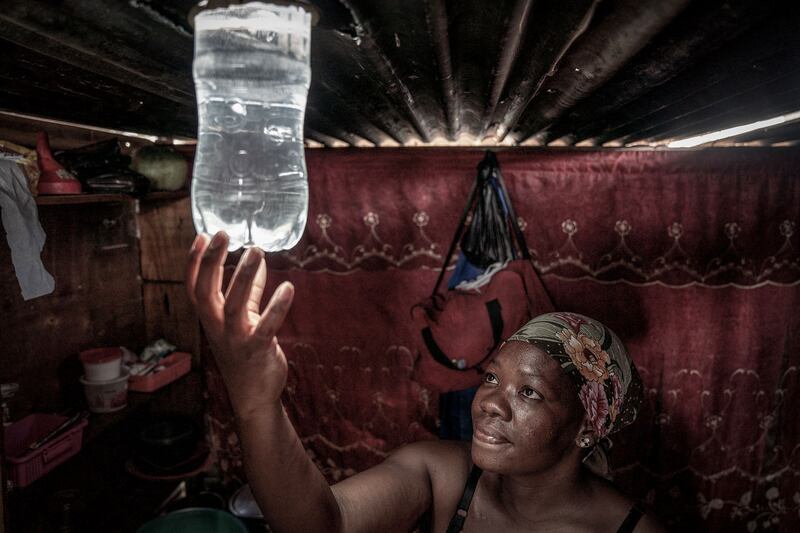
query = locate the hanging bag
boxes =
[411,152,554,392]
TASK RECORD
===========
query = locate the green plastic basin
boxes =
[137,508,249,533]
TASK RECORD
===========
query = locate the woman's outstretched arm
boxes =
[186,232,432,533]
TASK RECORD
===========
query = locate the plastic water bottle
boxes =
[192,2,312,251]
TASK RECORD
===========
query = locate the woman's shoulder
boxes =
[389,439,475,530]
[388,438,471,475]
[388,439,473,502]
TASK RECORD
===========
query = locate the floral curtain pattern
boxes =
[205,147,800,531]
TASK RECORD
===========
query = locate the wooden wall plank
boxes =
[0,202,145,414]
[0,451,5,533]
[143,282,201,363]
[138,196,195,282]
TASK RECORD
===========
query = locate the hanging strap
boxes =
[430,152,499,298]
[421,299,503,372]
[422,151,535,374]
[445,465,483,533]
[616,503,645,533]
[420,151,550,375]
[489,151,531,261]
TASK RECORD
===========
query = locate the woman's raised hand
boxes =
[186,231,295,419]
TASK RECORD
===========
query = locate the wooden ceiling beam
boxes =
[0,0,194,106]
[306,87,391,146]
[425,0,459,139]
[310,30,419,145]
[303,128,343,148]
[446,0,521,138]
[305,107,360,146]
[540,0,770,145]
[341,0,448,141]
[481,0,535,138]
[511,0,691,144]
[489,0,599,142]
[336,0,433,142]
[635,83,800,145]
[610,54,800,144]
[572,10,800,145]
[0,39,197,137]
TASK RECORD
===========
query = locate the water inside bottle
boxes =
[192,4,311,251]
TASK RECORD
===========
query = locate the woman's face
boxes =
[471,340,585,475]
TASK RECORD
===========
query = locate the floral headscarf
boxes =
[507,312,643,476]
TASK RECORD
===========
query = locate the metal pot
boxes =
[228,484,271,531]
[136,416,199,469]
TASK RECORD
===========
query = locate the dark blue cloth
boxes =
[438,386,478,440]
[447,255,484,290]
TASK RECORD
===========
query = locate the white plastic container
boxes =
[79,368,130,413]
[79,347,123,382]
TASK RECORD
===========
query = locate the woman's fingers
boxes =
[254,281,295,341]
[224,247,268,332]
[194,231,230,324]
[186,233,211,306]
[189,232,290,347]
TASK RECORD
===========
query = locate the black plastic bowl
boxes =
[136,416,199,469]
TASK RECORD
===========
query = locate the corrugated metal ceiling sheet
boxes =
[1,0,798,147]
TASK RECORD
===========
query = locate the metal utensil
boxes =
[28,411,89,450]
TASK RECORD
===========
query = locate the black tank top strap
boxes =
[445,468,643,533]
[616,502,645,533]
[445,465,483,533]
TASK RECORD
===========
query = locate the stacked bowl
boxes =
[78,347,129,413]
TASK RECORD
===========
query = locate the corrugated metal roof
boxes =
[1,0,798,147]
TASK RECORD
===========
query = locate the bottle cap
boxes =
[188,0,320,29]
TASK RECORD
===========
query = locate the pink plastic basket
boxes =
[3,414,88,488]
[129,352,192,393]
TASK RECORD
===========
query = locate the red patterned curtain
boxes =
[205,147,800,532]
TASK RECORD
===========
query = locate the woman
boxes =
[187,231,666,532]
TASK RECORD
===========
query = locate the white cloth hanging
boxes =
[0,159,54,300]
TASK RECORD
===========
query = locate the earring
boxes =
[578,436,592,448]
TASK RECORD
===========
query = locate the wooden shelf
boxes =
[142,190,190,202]
[35,190,188,205]
[82,369,202,446]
